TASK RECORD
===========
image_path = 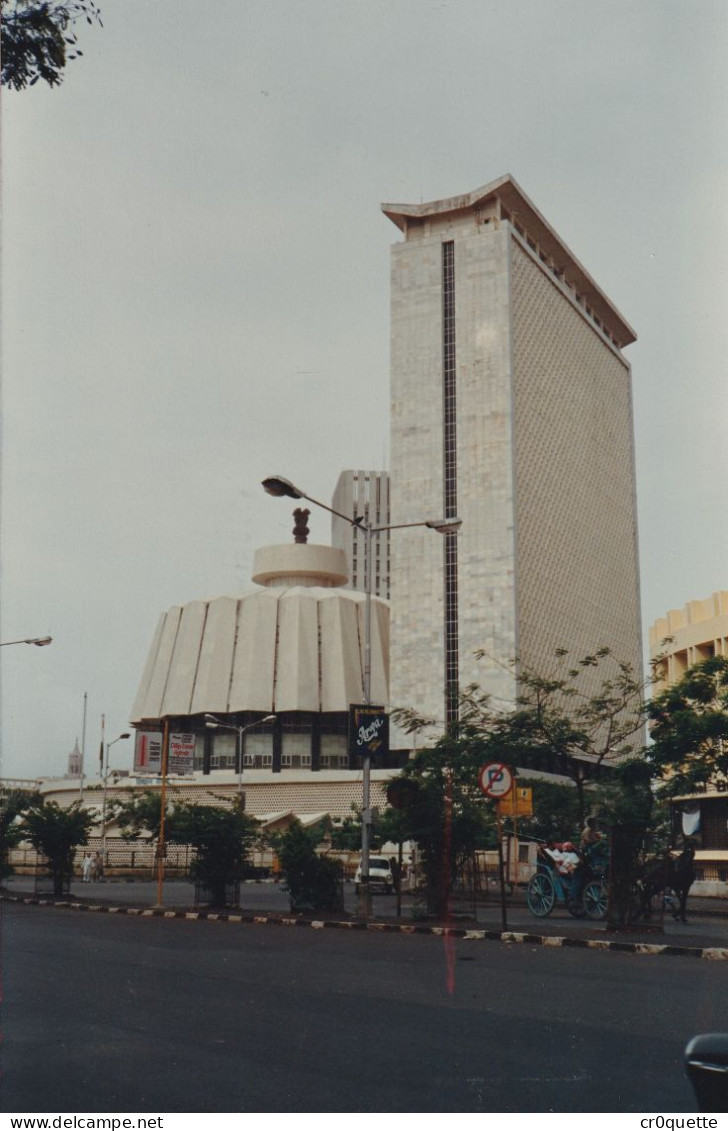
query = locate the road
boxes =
[2,901,724,1113]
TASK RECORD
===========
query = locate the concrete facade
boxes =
[383,175,642,735]
[331,470,391,598]
[649,590,728,688]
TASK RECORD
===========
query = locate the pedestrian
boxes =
[93,850,105,882]
[81,851,93,883]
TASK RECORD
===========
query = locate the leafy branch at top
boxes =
[1,0,102,91]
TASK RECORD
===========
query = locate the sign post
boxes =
[155,719,170,909]
[478,762,514,932]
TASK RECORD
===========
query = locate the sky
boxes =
[2,0,727,780]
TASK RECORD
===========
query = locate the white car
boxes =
[354,856,395,894]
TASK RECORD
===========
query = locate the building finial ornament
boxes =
[293,508,310,544]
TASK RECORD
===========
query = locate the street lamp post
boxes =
[262,474,461,917]
[101,732,130,862]
[0,636,52,647]
[205,714,277,803]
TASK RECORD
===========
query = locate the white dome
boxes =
[130,543,389,723]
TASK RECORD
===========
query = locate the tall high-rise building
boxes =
[382,174,642,733]
[331,470,391,599]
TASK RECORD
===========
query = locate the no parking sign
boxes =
[478,761,514,799]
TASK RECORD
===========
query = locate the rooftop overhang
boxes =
[382,173,637,349]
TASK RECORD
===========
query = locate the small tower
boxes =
[67,738,82,777]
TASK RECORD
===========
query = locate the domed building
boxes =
[124,511,400,822]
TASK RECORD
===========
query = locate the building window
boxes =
[243,731,273,770]
[320,733,348,770]
[210,733,235,770]
[281,730,312,769]
[193,734,205,771]
[442,239,459,726]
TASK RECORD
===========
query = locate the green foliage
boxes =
[513,780,581,843]
[374,805,410,850]
[113,792,259,906]
[647,655,728,797]
[591,757,654,829]
[1,0,102,90]
[389,736,496,917]
[166,803,260,908]
[111,790,168,842]
[396,648,649,825]
[21,800,94,895]
[273,820,343,912]
[330,808,362,851]
[0,788,39,878]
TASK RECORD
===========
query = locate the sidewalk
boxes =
[5,875,728,952]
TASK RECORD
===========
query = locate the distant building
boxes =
[649,590,728,688]
[66,738,82,778]
[382,173,643,734]
[331,470,390,598]
[650,590,728,892]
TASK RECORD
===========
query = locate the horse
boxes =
[642,843,696,923]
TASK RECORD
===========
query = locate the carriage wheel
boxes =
[567,895,586,919]
[583,880,607,920]
[526,872,556,917]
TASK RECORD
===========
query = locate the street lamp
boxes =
[263,473,461,916]
[0,636,52,647]
[205,714,277,802]
[101,732,130,861]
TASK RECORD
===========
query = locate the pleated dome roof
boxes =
[130,542,389,724]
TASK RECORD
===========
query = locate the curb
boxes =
[4,893,728,961]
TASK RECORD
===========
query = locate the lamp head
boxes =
[29,636,53,646]
[425,517,462,535]
[262,476,303,500]
[261,714,277,724]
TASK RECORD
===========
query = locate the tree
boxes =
[167,803,260,908]
[21,800,94,895]
[389,736,496,917]
[0,788,39,878]
[113,793,259,907]
[273,820,344,912]
[461,647,649,821]
[395,650,648,827]
[647,655,728,797]
[1,0,102,91]
[513,780,581,844]
[329,807,362,851]
[389,648,653,914]
[112,789,169,843]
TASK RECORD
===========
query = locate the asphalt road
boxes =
[2,902,724,1114]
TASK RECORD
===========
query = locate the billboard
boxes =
[348,704,389,761]
[169,732,195,776]
[134,731,163,774]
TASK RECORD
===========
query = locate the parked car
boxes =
[685,1034,728,1111]
[354,856,394,894]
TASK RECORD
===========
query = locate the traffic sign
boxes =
[478,762,514,798]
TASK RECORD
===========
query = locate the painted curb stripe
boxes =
[3,893,727,960]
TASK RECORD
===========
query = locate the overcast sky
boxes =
[2,0,727,780]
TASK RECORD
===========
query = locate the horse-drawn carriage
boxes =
[525,837,696,924]
[526,841,608,920]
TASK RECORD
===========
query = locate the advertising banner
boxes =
[348,704,389,761]
[169,732,195,776]
[134,731,163,774]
